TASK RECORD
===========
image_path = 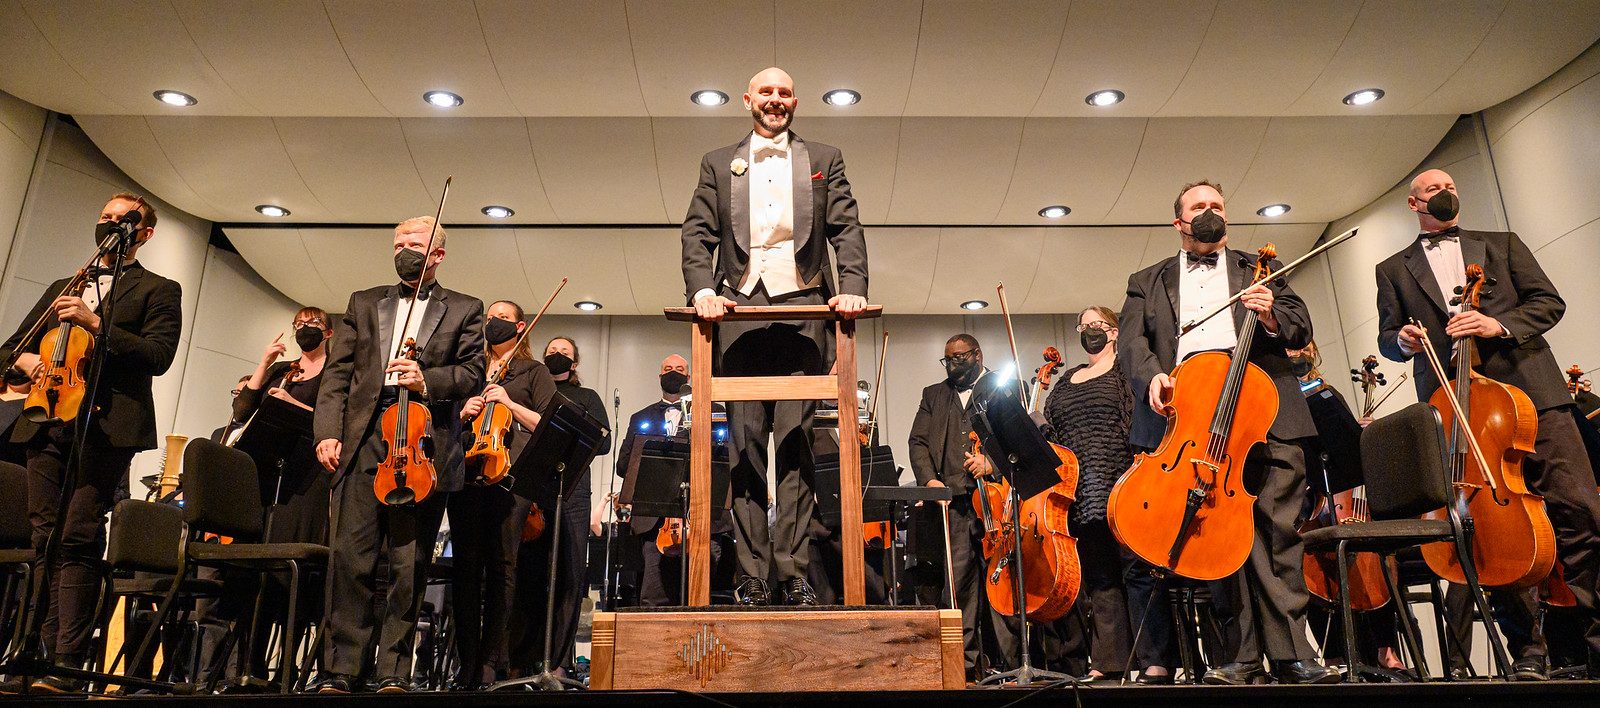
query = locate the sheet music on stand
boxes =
[617,434,731,518]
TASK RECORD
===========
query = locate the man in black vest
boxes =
[1118,180,1337,684]
[0,193,181,695]
[1376,168,1600,679]
[311,217,484,693]
[909,334,1016,679]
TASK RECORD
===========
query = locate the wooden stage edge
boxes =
[591,607,964,691]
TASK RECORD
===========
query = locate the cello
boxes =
[1107,244,1280,580]
[1298,355,1392,610]
[464,278,567,485]
[968,283,1080,622]
[1414,265,1555,589]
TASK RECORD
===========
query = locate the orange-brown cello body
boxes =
[1421,372,1552,588]
[23,322,92,425]
[968,424,1082,621]
[1108,352,1274,580]
[1299,489,1392,609]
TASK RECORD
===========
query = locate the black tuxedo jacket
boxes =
[908,377,985,495]
[1118,249,1316,450]
[614,399,728,534]
[680,132,868,301]
[1375,229,1569,411]
[314,282,485,492]
[4,262,182,450]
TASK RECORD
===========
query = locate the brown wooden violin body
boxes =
[1299,488,1392,609]
[375,339,437,505]
[1108,245,1282,581]
[656,516,684,556]
[23,321,92,425]
[1420,265,1554,589]
[521,502,547,542]
[464,363,515,485]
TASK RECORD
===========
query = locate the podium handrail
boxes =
[664,304,882,322]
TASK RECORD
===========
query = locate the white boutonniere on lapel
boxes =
[730,157,748,176]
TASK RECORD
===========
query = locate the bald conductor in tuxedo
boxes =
[680,67,869,606]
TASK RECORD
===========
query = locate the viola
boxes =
[1299,356,1391,610]
[375,338,437,506]
[1107,245,1280,580]
[465,279,565,486]
[1417,265,1555,588]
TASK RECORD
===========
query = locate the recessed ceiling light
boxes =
[481,205,514,219]
[153,90,197,107]
[423,90,464,108]
[255,204,290,217]
[574,301,603,312]
[1342,88,1384,106]
[691,89,728,107]
[823,89,861,106]
[1256,203,1291,218]
[1038,205,1071,219]
[1085,89,1125,107]
[960,300,988,311]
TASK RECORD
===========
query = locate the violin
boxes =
[522,502,548,542]
[1567,364,1592,397]
[375,338,437,505]
[1299,356,1391,610]
[465,278,566,486]
[1107,244,1280,580]
[1416,265,1555,588]
[967,284,1080,622]
[656,516,684,556]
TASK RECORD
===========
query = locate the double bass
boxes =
[1107,244,1280,580]
[968,284,1080,622]
[1416,265,1555,589]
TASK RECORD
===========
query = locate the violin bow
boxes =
[1179,226,1359,337]
[1365,372,1408,417]
[393,176,452,360]
[995,282,1028,403]
[1411,319,1498,492]
[488,277,568,383]
[862,328,889,444]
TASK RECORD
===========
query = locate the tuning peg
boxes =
[1452,285,1464,295]
[1449,296,1462,306]
[1349,369,1360,376]
[1485,277,1498,286]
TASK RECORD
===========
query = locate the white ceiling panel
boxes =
[1102,117,1270,223]
[789,117,904,225]
[1021,227,1152,313]
[902,0,1072,116]
[863,227,940,314]
[514,229,640,314]
[272,118,433,222]
[320,0,516,117]
[427,227,538,309]
[1419,0,1600,114]
[928,227,1046,313]
[526,118,666,223]
[623,229,691,312]
[650,117,761,223]
[71,115,216,217]
[626,0,775,118]
[141,116,335,222]
[398,118,558,224]
[226,227,341,310]
[297,227,408,306]
[0,0,123,115]
[775,0,922,116]
[1030,0,1211,117]
[996,118,1148,223]
[475,1,646,116]
[1161,0,1362,116]
[887,118,1025,223]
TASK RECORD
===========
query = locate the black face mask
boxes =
[945,359,980,387]
[294,325,326,353]
[395,248,427,283]
[1290,356,1315,379]
[1080,328,1109,355]
[660,370,689,395]
[93,220,118,249]
[1185,208,1227,244]
[1420,189,1459,222]
[484,317,519,346]
[544,352,574,376]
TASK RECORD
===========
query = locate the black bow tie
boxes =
[1184,251,1219,267]
[1418,226,1460,244]
[396,281,436,300]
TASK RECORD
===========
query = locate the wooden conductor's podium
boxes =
[591,305,963,691]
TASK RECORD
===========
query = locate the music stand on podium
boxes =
[618,435,731,603]
[663,304,881,606]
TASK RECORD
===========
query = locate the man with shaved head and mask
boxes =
[682,67,869,606]
[1376,168,1600,680]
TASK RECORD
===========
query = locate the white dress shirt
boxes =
[1176,251,1237,361]
[735,130,817,297]
[1420,232,1468,316]
[384,295,431,388]
[662,402,683,436]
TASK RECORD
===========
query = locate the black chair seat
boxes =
[1302,518,1453,553]
[112,574,226,597]
[0,548,34,565]
[190,542,328,565]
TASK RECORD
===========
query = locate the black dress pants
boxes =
[448,482,531,684]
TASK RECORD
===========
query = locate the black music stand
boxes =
[860,484,956,607]
[618,435,730,605]
[491,395,606,692]
[1303,385,1364,496]
[813,445,897,528]
[969,382,1074,687]
[231,395,314,513]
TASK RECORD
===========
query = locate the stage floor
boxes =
[6,680,1598,707]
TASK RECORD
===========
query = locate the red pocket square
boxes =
[810,171,825,180]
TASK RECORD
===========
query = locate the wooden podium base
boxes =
[590,608,964,691]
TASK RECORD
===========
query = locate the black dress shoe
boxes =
[310,674,354,694]
[0,675,29,695]
[734,576,770,606]
[1134,672,1173,685]
[782,578,818,606]
[1273,660,1342,685]
[29,674,88,695]
[375,676,411,693]
[1202,661,1267,685]
[1513,656,1548,681]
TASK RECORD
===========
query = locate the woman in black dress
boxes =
[451,300,557,687]
[1042,306,1171,683]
